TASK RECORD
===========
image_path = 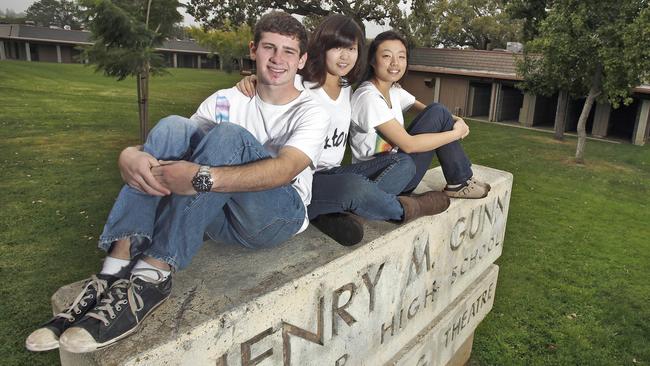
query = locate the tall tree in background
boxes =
[185,0,401,35]
[399,0,523,49]
[518,0,650,163]
[189,23,252,73]
[25,0,84,29]
[0,8,27,24]
[505,0,550,41]
[80,0,183,142]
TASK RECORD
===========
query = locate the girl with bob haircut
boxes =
[239,16,448,246]
[349,31,490,210]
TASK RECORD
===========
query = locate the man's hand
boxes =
[452,117,470,140]
[118,147,170,196]
[151,161,201,195]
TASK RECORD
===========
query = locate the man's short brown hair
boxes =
[254,11,308,55]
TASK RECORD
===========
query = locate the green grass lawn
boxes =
[1,60,649,365]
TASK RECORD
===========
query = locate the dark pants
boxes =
[402,103,473,192]
[307,152,415,221]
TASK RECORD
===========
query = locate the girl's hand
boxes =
[235,75,257,97]
[452,118,470,139]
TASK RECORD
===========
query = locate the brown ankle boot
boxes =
[398,191,450,223]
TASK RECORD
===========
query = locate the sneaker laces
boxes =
[85,269,164,326]
[85,279,144,326]
[56,275,108,322]
[469,177,490,189]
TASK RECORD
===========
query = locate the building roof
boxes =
[408,48,521,80]
[0,24,211,54]
[0,24,93,44]
[158,39,211,54]
[409,47,650,94]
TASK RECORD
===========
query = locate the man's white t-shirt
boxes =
[191,87,330,232]
[296,75,351,170]
[350,81,416,163]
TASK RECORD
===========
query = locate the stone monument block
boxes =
[388,265,499,366]
[52,165,512,366]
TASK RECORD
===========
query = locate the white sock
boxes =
[132,259,171,281]
[446,179,470,189]
[100,257,131,276]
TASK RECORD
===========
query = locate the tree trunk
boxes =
[554,90,568,140]
[575,68,602,164]
[137,69,149,143]
[137,0,153,143]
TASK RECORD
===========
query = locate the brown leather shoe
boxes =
[398,191,450,223]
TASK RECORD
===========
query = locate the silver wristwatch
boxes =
[191,165,213,193]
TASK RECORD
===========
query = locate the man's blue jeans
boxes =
[307,153,415,221]
[402,103,473,192]
[98,116,305,270]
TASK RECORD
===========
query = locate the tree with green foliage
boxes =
[189,23,252,73]
[518,0,650,163]
[398,0,523,49]
[505,0,550,41]
[80,0,183,142]
[169,24,192,40]
[185,0,400,35]
[25,0,84,29]
[0,8,26,23]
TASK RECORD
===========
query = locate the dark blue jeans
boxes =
[307,152,415,221]
[307,103,473,221]
[402,103,473,192]
[99,116,305,270]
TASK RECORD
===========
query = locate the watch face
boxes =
[192,174,212,192]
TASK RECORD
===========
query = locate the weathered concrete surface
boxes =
[54,165,512,366]
[388,265,498,366]
[445,332,474,366]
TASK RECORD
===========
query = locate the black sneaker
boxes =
[25,274,116,351]
[312,212,365,246]
[59,270,172,353]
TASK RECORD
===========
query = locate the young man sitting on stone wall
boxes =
[25,11,329,353]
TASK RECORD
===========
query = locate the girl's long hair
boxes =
[300,14,365,88]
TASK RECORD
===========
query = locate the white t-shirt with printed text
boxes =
[350,81,416,163]
[295,75,351,170]
[191,87,330,232]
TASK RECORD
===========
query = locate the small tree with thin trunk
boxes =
[518,0,650,163]
[80,0,183,142]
